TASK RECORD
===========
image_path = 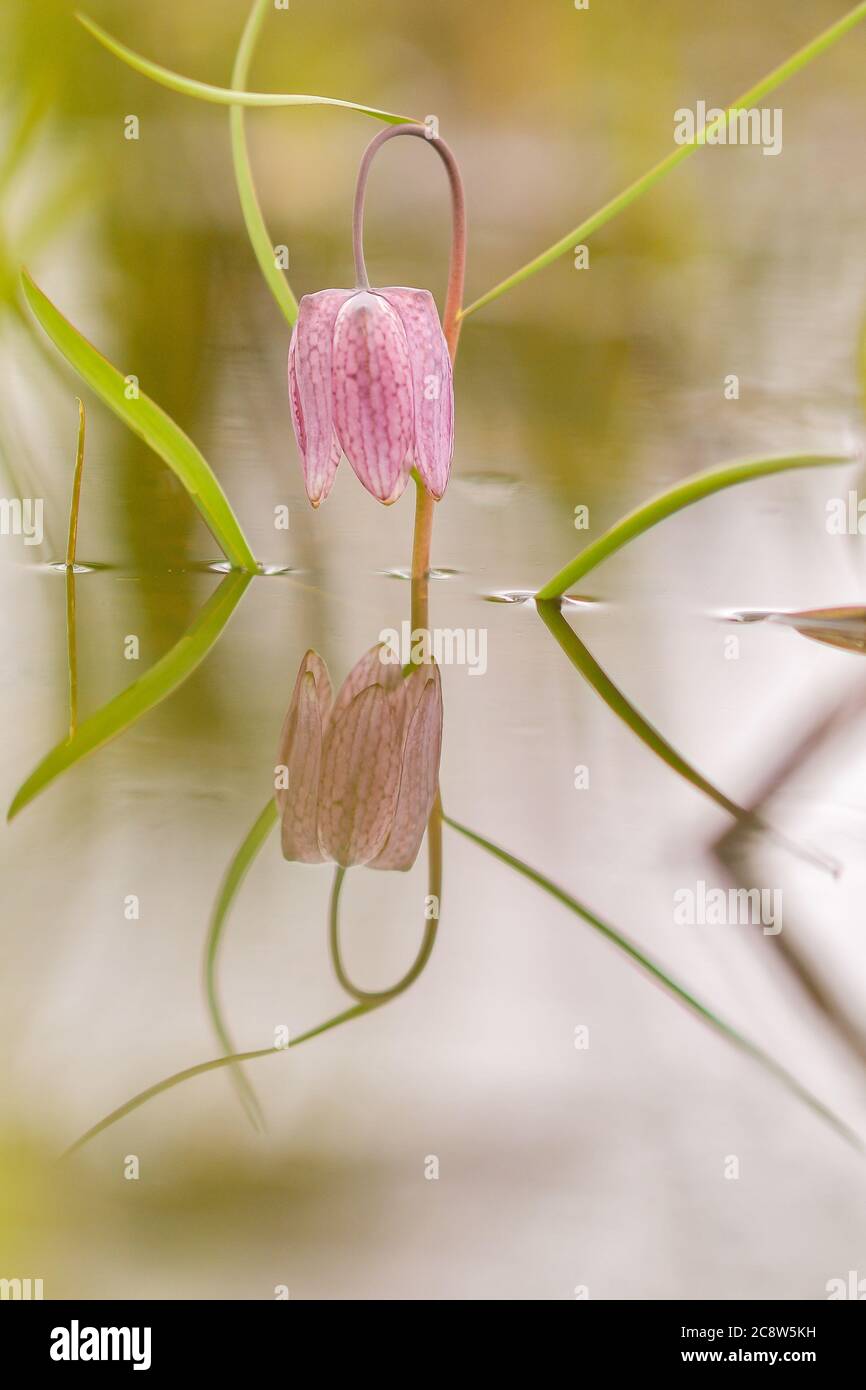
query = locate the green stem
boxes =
[460,2,866,318]
[444,814,862,1153]
[411,478,435,633]
[351,124,466,359]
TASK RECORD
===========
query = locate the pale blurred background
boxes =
[2,0,866,1299]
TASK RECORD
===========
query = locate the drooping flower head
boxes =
[288,287,453,507]
[288,122,464,509]
[276,645,443,871]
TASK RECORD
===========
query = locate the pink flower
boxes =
[276,645,443,870]
[288,287,453,507]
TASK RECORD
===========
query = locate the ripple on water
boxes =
[378,567,459,581]
[484,590,599,608]
[724,606,866,655]
[45,560,106,574]
[193,560,300,576]
[453,472,521,507]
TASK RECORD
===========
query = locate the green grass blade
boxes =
[537,597,745,819]
[65,398,86,570]
[76,13,414,123]
[230,0,298,327]
[537,453,853,600]
[66,399,86,737]
[20,270,258,572]
[535,600,838,877]
[8,571,252,820]
[444,814,862,1153]
[64,801,443,1153]
[62,1003,369,1158]
[205,798,279,1130]
[461,2,866,318]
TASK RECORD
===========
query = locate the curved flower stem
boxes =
[351,123,466,358]
[351,124,462,933]
[351,122,466,605]
[328,791,443,1005]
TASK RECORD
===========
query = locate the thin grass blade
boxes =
[66,399,86,736]
[536,453,853,600]
[205,798,279,1130]
[461,3,866,317]
[230,0,298,327]
[66,398,86,569]
[62,1004,369,1158]
[76,14,414,123]
[444,814,862,1152]
[537,598,746,818]
[535,600,838,877]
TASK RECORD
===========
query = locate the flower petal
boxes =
[290,289,352,507]
[318,684,402,867]
[327,643,403,732]
[332,291,413,504]
[369,666,442,871]
[288,335,305,456]
[381,287,453,500]
[275,650,332,863]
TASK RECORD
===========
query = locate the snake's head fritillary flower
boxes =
[288,287,453,508]
[276,645,443,870]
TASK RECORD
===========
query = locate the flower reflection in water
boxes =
[276,644,442,871]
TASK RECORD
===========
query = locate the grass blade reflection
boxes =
[444,814,862,1153]
[8,570,252,820]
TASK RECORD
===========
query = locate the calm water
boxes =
[3,0,866,1299]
